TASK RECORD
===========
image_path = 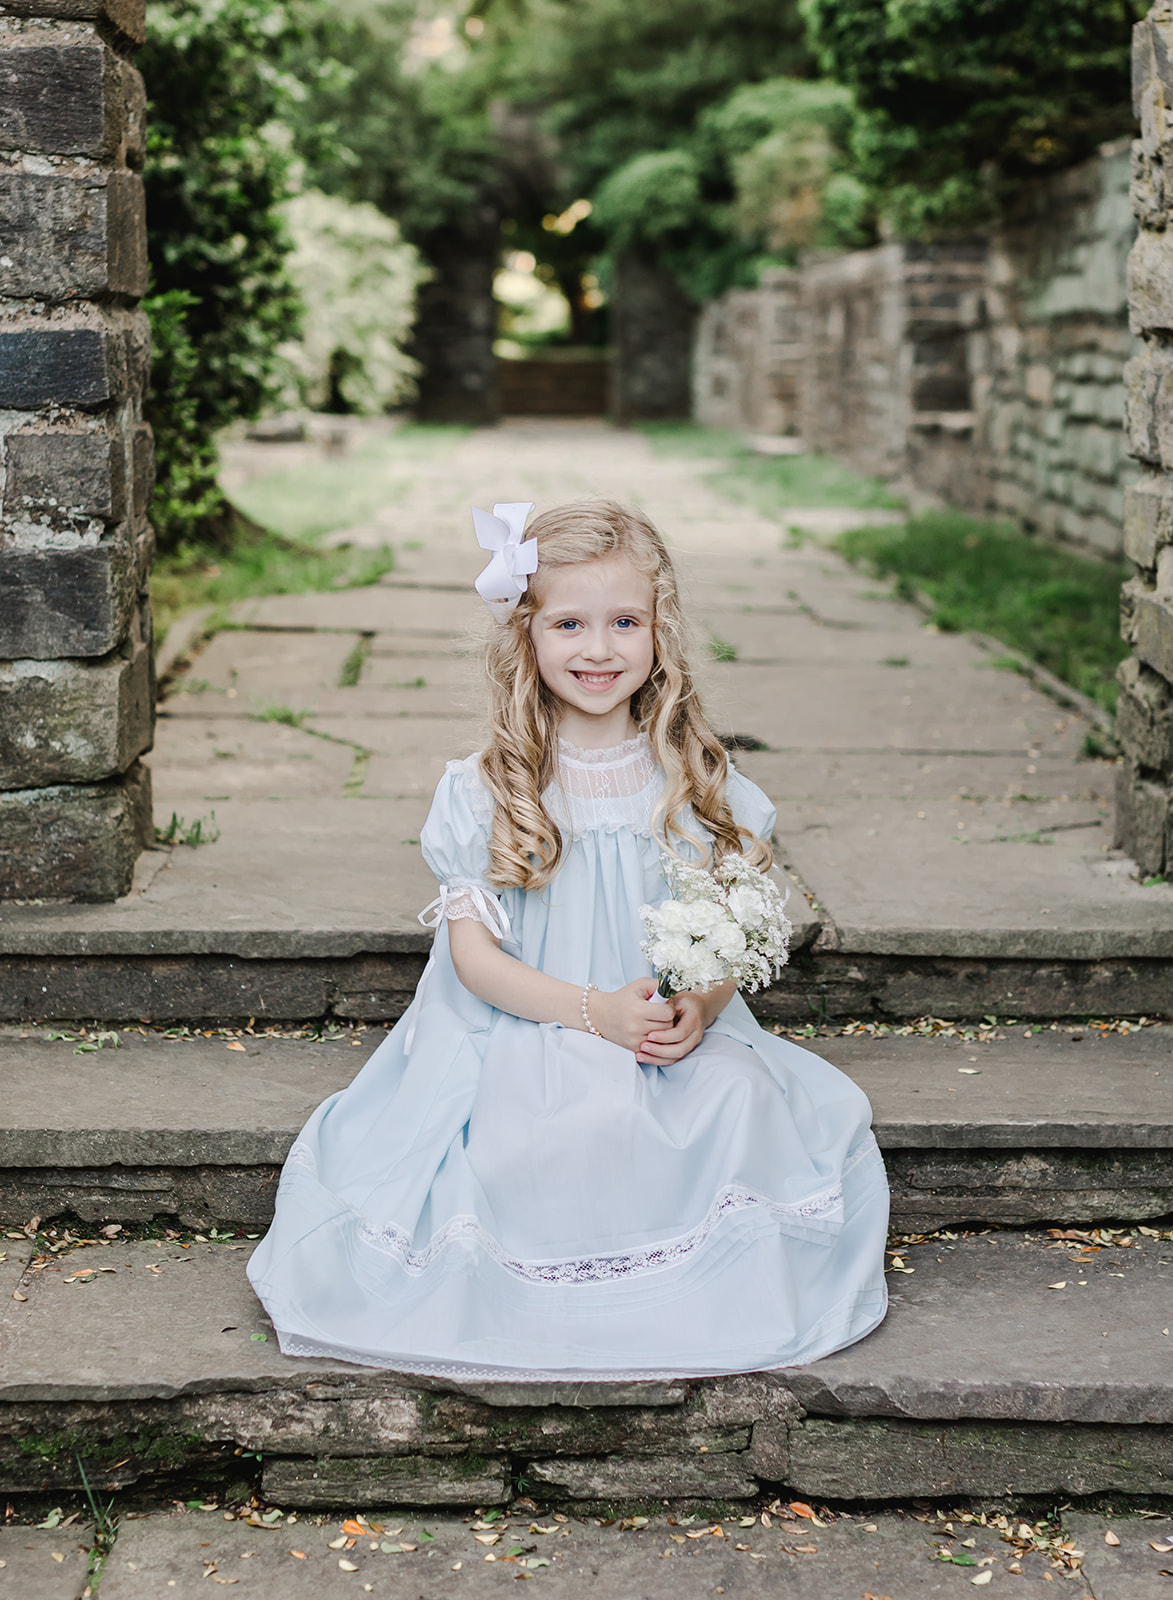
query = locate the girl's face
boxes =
[529,555,655,733]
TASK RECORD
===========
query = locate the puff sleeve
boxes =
[726,766,777,852]
[418,756,511,939]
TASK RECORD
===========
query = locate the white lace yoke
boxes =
[440,734,660,926]
[552,732,659,834]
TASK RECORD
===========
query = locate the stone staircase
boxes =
[1,1022,1170,1510]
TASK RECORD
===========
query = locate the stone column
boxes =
[0,0,155,900]
[610,251,696,424]
[1120,4,1173,877]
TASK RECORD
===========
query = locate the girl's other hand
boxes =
[635,991,707,1064]
[590,978,671,1056]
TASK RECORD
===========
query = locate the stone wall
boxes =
[610,251,696,424]
[1117,4,1173,877]
[0,0,156,900]
[975,140,1137,557]
[691,269,803,438]
[693,143,1138,560]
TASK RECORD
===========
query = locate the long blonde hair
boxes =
[478,499,773,890]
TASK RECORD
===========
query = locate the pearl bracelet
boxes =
[581,982,602,1038]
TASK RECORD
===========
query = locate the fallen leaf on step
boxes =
[11,1290,26,1301]
[327,1537,347,1549]
[289,1551,306,1559]
[792,1545,818,1554]
[226,1041,246,1051]
[1103,1531,1120,1545]
[474,1533,501,1545]
[789,1503,817,1520]
[971,1574,992,1587]
[338,1560,359,1572]
[342,1521,365,1536]
[51,1553,64,1563]
[1047,1282,1067,1290]
[1150,1541,1173,1552]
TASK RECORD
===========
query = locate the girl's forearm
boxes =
[699,979,737,1026]
[448,918,588,1029]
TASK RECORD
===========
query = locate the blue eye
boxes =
[614,617,637,629]
[556,619,580,631]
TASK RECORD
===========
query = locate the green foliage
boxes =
[800,0,1146,234]
[592,151,704,248]
[287,2,500,244]
[836,511,1131,710]
[140,0,303,551]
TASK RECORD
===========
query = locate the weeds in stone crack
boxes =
[155,810,221,847]
[78,1455,117,1597]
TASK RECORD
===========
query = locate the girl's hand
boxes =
[589,979,671,1055]
[635,991,708,1064]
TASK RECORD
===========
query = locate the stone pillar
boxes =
[610,251,696,424]
[412,218,501,425]
[0,0,155,900]
[1120,4,1173,877]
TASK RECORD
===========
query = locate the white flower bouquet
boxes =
[638,854,793,998]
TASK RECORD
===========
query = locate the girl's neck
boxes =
[556,703,640,751]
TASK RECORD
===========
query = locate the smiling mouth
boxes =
[571,671,622,690]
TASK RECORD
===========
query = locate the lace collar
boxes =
[557,731,651,768]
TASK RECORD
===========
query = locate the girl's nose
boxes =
[579,629,616,661]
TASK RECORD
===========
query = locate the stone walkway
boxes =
[1,418,1168,1015]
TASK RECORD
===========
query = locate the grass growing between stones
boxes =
[837,511,1130,712]
[152,539,394,657]
[229,424,469,543]
[638,423,905,511]
[154,424,471,651]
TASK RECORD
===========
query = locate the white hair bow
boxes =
[472,501,538,621]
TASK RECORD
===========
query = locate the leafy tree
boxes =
[800,0,1146,235]
[140,0,303,550]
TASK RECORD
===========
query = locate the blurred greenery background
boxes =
[141,0,1142,705]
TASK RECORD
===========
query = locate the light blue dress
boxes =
[248,734,889,1378]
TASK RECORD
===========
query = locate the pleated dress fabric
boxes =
[248,735,890,1379]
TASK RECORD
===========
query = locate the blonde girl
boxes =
[249,498,889,1378]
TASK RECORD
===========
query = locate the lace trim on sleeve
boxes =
[418,881,512,941]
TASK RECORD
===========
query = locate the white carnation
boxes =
[726,885,767,928]
[679,900,725,936]
[707,921,746,958]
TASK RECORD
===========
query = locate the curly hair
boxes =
[477,498,773,890]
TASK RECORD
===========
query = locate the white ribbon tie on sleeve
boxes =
[472,501,538,621]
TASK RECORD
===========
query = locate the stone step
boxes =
[0,1025,1169,1232]
[1,1228,1170,1505]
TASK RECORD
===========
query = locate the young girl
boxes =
[248,499,888,1377]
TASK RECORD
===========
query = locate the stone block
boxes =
[1135,588,1173,682]
[0,956,331,1022]
[1123,473,1173,569]
[1116,656,1173,773]
[261,1452,509,1509]
[0,759,151,903]
[0,611,152,789]
[3,427,127,524]
[0,41,125,158]
[0,525,139,658]
[1128,229,1173,336]
[131,420,154,515]
[0,0,145,47]
[1123,347,1173,466]
[527,1451,760,1502]
[788,1416,1173,1498]
[0,326,126,410]
[0,171,147,301]
[1113,758,1170,876]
